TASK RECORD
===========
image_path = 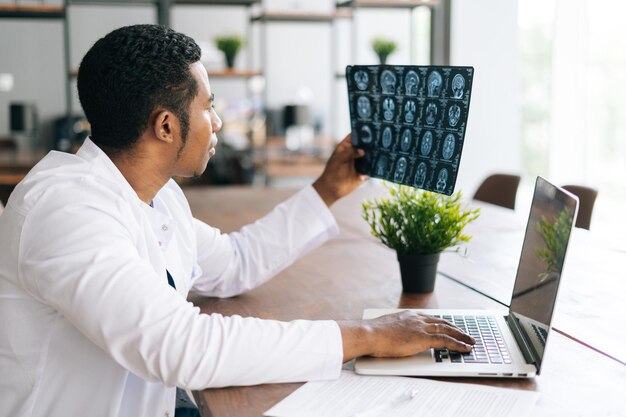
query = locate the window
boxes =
[519,0,626,242]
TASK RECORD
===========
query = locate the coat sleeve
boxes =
[190,185,339,298]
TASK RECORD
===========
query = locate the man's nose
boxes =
[212,112,222,133]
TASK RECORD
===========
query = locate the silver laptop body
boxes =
[355,177,579,378]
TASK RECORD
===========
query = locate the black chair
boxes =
[473,174,521,210]
[562,185,598,230]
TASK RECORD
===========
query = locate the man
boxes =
[0,25,474,417]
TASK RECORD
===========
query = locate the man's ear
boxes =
[152,110,178,144]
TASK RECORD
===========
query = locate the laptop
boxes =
[354,176,579,378]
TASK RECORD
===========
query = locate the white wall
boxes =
[449,0,520,197]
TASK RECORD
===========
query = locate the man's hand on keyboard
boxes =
[338,311,476,362]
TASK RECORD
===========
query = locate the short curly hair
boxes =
[77,24,201,152]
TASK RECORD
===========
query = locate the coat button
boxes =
[162,224,168,231]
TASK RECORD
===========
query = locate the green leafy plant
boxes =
[362,183,480,255]
[535,209,572,280]
[215,35,245,68]
[371,37,397,65]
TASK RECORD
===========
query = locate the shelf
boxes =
[337,0,439,8]
[69,67,261,79]
[206,69,262,78]
[333,8,352,18]
[251,12,338,23]
[175,0,259,5]
[0,4,65,19]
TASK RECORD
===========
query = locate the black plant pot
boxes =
[397,252,441,293]
[225,54,236,69]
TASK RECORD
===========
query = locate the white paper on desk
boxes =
[265,370,539,417]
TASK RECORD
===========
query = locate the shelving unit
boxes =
[1,3,68,154]
[248,8,340,185]
[2,0,445,186]
[336,0,440,67]
[337,0,438,8]
[330,0,444,142]
[0,4,65,18]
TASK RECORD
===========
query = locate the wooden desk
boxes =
[183,184,626,417]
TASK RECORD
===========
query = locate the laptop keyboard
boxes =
[434,315,512,364]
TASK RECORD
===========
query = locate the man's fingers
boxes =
[331,141,363,164]
[420,315,475,344]
[429,333,473,352]
[354,148,365,158]
[427,323,475,345]
[419,314,450,324]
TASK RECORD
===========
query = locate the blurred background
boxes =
[0,0,624,245]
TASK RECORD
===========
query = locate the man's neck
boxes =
[107,147,170,205]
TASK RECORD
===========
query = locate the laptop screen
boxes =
[509,177,578,370]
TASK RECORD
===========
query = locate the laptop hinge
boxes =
[505,314,539,369]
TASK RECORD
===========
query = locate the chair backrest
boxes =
[562,185,598,230]
[473,173,521,210]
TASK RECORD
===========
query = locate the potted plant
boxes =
[371,37,397,65]
[215,35,245,70]
[362,183,480,292]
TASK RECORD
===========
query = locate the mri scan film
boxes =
[346,65,474,195]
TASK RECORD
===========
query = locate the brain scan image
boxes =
[359,125,373,144]
[420,131,433,156]
[346,65,473,194]
[382,98,395,121]
[400,129,412,152]
[357,96,371,119]
[448,105,461,127]
[354,70,369,91]
[436,168,448,192]
[380,70,397,94]
[404,70,419,95]
[375,154,389,177]
[393,157,408,183]
[381,127,393,148]
[426,103,438,125]
[451,74,465,98]
[404,100,416,123]
[443,134,455,160]
[414,162,427,187]
[427,71,442,97]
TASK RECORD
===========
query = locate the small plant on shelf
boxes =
[215,35,245,69]
[371,37,397,65]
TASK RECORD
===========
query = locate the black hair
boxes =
[77,24,201,152]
